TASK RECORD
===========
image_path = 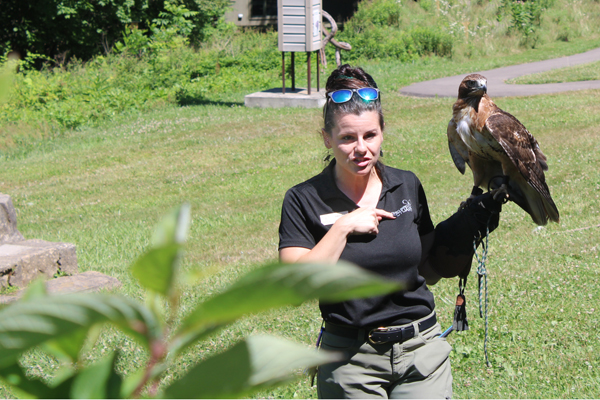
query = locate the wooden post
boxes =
[291,52,296,91]
[307,51,312,95]
[282,52,286,94]
[316,50,320,92]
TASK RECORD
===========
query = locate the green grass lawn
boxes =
[1,46,600,397]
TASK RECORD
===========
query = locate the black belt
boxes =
[325,314,437,345]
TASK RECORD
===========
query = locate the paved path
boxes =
[400,47,600,98]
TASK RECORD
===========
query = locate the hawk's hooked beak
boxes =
[474,80,487,94]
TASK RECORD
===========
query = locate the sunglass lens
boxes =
[330,90,353,103]
[357,88,379,101]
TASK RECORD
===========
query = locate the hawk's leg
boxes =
[488,176,510,203]
[459,186,484,210]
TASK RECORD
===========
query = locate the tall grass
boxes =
[337,0,600,61]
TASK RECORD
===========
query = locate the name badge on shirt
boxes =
[320,211,348,226]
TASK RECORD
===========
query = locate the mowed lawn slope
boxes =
[1,64,599,397]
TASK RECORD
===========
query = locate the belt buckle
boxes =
[368,326,389,345]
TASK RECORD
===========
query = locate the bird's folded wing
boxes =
[485,111,553,201]
[447,120,469,175]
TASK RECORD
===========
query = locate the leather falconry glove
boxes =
[429,189,504,279]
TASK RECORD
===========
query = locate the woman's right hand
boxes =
[336,207,395,236]
[279,207,394,264]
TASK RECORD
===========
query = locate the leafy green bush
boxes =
[339,24,453,62]
[0,22,282,133]
[0,0,231,66]
[500,0,554,47]
[0,54,18,105]
[356,0,403,27]
[335,0,453,62]
[0,205,402,398]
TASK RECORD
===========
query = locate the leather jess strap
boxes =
[324,314,437,345]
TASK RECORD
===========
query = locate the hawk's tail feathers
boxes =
[508,181,559,226]
[542,195,560,224]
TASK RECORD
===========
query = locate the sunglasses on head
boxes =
[326,87,380,103]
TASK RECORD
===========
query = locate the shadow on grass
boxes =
[177,97,244,107]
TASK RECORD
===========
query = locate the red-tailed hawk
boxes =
[447,73,559,226]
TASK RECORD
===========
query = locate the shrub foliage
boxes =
[0,0,230,66]
[335,0,453,61]
[0,205,402,398]
[1,0,600,142]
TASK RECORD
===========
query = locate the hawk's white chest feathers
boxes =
[455,108,498,160]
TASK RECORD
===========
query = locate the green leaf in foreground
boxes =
[0,362,69,399]
[0,293,159,368]
[130,244,181,296]
[163,334,343,399]
[131,203,190,296]
[42,327,90,363]
[151,203,191,247]
[0,351,126,399]
[171,261,403,353]
[20,277,47,301]
[70,352,122,399]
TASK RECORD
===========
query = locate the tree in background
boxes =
[0,0,230,68]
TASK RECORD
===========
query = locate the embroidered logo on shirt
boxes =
[391,200,412,217]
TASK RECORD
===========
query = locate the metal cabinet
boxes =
[278,0,323,52]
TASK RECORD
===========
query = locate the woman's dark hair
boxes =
[323,64,384,133]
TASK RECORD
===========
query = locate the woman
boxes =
[278,65,502,399]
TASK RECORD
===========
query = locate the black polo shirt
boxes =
[278,160,436,327]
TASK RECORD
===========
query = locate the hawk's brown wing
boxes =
[485,110,559,223]
[447,119,469,175]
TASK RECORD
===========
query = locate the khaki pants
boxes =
[317,315,452,399]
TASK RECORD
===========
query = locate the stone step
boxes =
[0,271,122,304]
[0,193,120,306]
[0,239,78,288]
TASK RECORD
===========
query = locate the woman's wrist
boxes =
[332,215,355,238]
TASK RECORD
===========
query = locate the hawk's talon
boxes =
[490,183,510,204]
[459,186,484,211]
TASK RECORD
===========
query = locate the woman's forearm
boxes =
[280,221,352,264]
